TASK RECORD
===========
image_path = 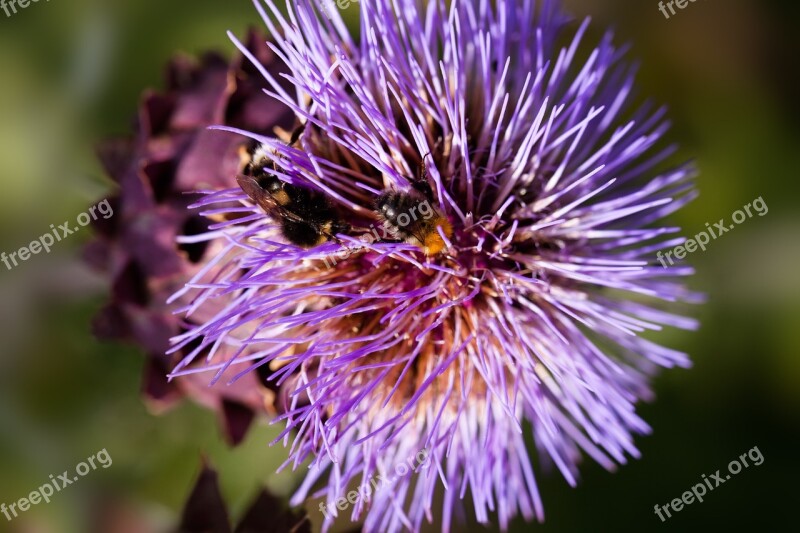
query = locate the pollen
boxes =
[422,216,452,255]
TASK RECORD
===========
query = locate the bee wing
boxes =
[236,174,310,226]
[237,174,279,210]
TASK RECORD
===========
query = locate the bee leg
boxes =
[289,122,307,146]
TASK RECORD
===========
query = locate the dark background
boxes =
[0,0,797,531]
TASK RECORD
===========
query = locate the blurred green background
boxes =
[0,0,797,531]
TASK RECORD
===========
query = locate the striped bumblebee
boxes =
[237,126,350,247]
[375,161,452,256]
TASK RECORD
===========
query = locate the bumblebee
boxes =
[238,134,349,247]
[375,165,452,256]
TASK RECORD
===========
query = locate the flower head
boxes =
[85,30,296,445]
[171,0,700,530]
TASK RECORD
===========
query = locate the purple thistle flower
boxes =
[170,0,701,531]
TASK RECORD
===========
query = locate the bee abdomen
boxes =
[281,219,328,247]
